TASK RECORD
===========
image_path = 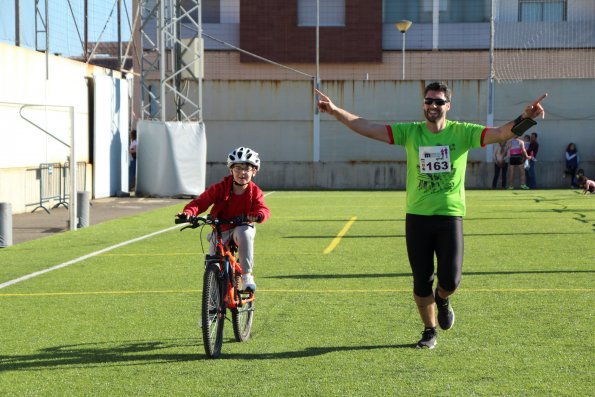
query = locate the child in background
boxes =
[176,147,270,291]
[577,175,595,195]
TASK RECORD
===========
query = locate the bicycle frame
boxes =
[176,214,255,358]
[207,222,255,310]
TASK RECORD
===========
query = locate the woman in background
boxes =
[564,143,579,188]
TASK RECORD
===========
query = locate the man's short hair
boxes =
[425,81,451,101]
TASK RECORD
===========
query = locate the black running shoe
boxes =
[416,327,437,349]
[435,290,455,330]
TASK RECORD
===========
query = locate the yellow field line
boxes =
[0,287,591,297]
[323,216,357,254]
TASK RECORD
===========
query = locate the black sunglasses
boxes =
[424,98,449,106]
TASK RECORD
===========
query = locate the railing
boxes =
[28,162,87,213]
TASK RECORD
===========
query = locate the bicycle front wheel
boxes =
[202,264,225,358]
[232,297,254,342]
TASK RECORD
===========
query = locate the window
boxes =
[440,0,490,23]
[181,0,220,24]
[384,0,488,23]
[384,0,425,23]
[422,0,448,12]
[520,0,566,22]
[298,0,345,27]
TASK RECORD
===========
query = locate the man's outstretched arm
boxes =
[483,94,547,145]
[315,89,391,144]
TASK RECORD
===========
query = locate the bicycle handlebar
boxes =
[175,214,250,230]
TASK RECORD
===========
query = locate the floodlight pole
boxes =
[401,32,406,80]
[486,0,496,164]
[313,0,320,162]
[68,106,76,231]
[395,20,412,80]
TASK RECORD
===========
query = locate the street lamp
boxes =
[395,20,413,80]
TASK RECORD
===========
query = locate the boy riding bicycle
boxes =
[177,147,270,291]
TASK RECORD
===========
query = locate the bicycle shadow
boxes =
[0,339,415,370]
[0,339,200,372]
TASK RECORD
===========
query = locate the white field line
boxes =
[0,225,181,290]
[0,191,277,290]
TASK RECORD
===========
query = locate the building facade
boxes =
[133,0,594,189]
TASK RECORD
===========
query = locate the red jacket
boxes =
[182,175,270,229]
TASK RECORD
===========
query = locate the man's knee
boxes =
[413,279,434,298]
[438,276,460,293]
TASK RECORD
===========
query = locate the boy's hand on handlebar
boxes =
[246,214,261,223]
[175,212,191,224]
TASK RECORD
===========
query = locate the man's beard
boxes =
[424,108,443,123]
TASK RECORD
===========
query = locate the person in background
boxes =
[507,135,530,190]
[577,175,595,195]
[129,129,137,192]
[525,132,539,189]
[492,141,509,189]
[564,143,579,188]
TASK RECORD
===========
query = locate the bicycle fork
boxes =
[204,256,227,323]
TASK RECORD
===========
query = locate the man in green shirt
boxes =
[316,82,546,349]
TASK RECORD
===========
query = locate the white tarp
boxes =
[136,121,206,197]
[93,75,129,198]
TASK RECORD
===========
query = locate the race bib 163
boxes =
[419,145,451,173]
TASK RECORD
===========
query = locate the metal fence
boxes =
[28,162,87,213]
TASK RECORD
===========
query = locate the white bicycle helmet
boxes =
[227,147,261,170]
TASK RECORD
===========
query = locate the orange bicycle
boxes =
[175,215,255,358]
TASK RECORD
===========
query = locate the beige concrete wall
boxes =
[194,78,594,162]
[196,78,594,191]
[204,160,592,191]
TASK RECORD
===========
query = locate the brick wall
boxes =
[240,0,382,63]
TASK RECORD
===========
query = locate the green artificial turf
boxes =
[0,190,593,396]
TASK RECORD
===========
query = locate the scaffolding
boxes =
[139,0,203,122]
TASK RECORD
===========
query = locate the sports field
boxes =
[0,190,593,396]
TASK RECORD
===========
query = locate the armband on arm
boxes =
[511,115,537,136]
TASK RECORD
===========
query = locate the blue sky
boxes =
[0,0,132,57]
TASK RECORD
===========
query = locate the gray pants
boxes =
[208,225,256,273]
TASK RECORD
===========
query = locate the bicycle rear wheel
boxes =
[202,264,225,358]
[232,297,254,342]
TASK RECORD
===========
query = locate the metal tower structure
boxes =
[34,0,48,53]
[138,0,203,122]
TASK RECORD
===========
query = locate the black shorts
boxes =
[509,155,523,166]
[405,214,464,297]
